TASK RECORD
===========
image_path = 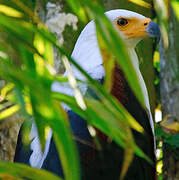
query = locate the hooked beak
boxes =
[145,21,160,41]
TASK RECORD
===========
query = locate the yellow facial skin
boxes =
[115,17,151,39]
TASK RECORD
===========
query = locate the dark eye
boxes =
[117,18,128,26]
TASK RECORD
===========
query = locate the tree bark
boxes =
[159,6,179,180]
[0,81,22,162]
[0,114,22,162]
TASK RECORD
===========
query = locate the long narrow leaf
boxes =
[0,161,62,180]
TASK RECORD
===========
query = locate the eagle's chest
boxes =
[109,65,152,135]
[111,65,128,106]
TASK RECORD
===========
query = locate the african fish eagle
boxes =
[14,9,160,180]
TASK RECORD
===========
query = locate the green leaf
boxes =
[128,0,151,8]
[29,88,80,180]
[120,128,134,180]
[0,104,20,120]
[0,161,62,180]
[171,0,179,21]
[65,0,88,23]
[165,134,179,148]
[0,83,14,102]
[0,4,23,18]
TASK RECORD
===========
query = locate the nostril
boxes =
[144,22,148,26]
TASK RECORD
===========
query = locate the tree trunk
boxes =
[159,5,179,180]
[0,81,22,162]
[0,114,22,162]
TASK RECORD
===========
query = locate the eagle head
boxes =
[106,9,160,48]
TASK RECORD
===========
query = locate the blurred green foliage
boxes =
[0,0,149,179]
[0,0,158,179]
[0,0,178,180]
